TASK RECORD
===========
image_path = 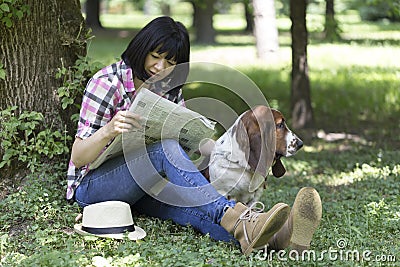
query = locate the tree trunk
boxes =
[290,0,314,129]
[253,0,279,60]
[160,3,171,16]
[0,0,86,134]
[191,0,216,44]
[85,0,103,29]
[244,0,254,33]
[324,0,341,41]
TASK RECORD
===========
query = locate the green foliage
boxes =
[0,170,85,266]
[56,56,102,122]
[0,106,71,173]
[0,0,30,28]
[357,0,400,22]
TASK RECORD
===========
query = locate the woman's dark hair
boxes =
[122,16,190,92]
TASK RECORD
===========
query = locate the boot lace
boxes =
[234,202,265,244]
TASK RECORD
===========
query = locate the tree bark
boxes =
[191,0,216,44]
[0,0,86,132]
[290,0,314,129]
[253,0,279,60]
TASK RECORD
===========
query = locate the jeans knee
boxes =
[159,139,185,156]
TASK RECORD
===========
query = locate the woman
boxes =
[66,16,321,256]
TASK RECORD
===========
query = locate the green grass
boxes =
[1,6,400,267]
[1,141,398,266]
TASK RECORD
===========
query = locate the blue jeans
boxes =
[75,139,236,242]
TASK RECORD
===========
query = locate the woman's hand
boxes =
[71,110,142,168]
[104,111,143,139]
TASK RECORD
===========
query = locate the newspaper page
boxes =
[89,88,216,169]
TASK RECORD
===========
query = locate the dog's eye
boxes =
[277,122,285,129]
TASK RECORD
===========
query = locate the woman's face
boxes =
[144,50,177,81]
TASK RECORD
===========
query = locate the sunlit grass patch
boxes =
[308,44,400,69]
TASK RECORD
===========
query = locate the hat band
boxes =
[82,224,135,235]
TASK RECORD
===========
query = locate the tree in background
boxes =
[290,0,314,129]
[243,0,254,33]
[252,0,279,59]
[190,0,217,43]
[83,0,219,43]
[85,0,103,29]
[324,0,341,41]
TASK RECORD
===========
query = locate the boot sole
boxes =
[244,203,290,256]
[290,187,322,251]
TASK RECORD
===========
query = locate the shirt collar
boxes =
[119,60,135,93]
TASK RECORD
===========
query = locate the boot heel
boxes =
[289,187,322,252]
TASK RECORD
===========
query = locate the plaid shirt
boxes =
[66,60,185,201]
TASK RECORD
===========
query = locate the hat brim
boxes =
[74,224,146,240]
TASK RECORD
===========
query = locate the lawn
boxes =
[1,5,399,267]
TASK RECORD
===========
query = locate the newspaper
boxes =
[89,88,216,169]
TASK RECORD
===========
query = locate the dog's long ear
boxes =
[248,108,275,172]
[246,108,275,192]
[231,114,250,163]
[235,111,261,173]
[272,158,286,178]
[231,111,265,192]
[247,129,267,192]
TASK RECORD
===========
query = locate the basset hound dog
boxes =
[202,105,303,204]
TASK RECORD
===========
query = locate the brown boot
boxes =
[220,201,290,256]
[268,187,322,252]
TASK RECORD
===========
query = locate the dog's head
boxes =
[270,108,303,177]
[234,106,303,187]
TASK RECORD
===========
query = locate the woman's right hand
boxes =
[104,110,143,139]
[71,110,142,168]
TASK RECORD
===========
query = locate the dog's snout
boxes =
[285,132,303,156]
[297,139,303,149]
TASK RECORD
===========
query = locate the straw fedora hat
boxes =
[74,201,146,240]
